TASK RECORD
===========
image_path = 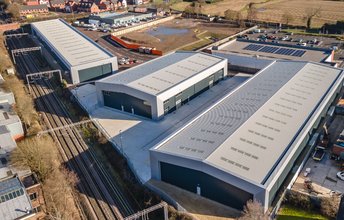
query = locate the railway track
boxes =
[5,31,134,220]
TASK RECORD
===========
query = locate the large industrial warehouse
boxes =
[31,19,118,84]
[95,51,227,121]
[150,60,344,212]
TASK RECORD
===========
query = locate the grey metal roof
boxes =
[0,102,20,127]
[18,4,48,10]
[100,51,224,95]
[157,60,343,184]
[0,177,32,220]
[0,125,16,155]
[215,40,331,63]
[31,19,112,67]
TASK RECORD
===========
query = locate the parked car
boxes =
[289,32,293,35]
[91,27,97,31]
[118,60,124,65]
[244,34,249,38]
[248,31,254,34]
[313,146,325,161]
[263,30,267,33]
[263,39,268,42]
[284,35,288,39]
[124,57,130,62]
[124,60,130,65]
[256,38,260,41]
[237,35,245,38]
[274,30,278,34]
[311,45,315,48]
[331,46,338,50]
[95,39,99,42]
[337,172,344,180]
[282,37,286,41]
[290,38,294,41]
[129,60,134,64]
[133,59,138,63]
[276,41,280,44]
[298,38,303,42]
[272,40,275,43]
[301,42,307,46]
[313,38,317,43]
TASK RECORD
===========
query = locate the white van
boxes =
[254,29,261,33]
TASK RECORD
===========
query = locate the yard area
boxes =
[277,205,329,220]
[171,0,344,27]
[118,18,239,53]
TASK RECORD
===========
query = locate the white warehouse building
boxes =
[96,51,228,121]
[150,60,344,212]
[31,19,118,84]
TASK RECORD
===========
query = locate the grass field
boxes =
[180,32,227,51]
[277,206,329,220]
[171,0,344,27]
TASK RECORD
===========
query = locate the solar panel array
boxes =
[243,44,307,57]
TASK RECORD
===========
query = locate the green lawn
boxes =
[180,32,227,51]
[277,206,329,220]
[170,2,191,11]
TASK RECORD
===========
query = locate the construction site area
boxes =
[117,18,240,53]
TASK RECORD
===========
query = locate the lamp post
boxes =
[119,129,123,155]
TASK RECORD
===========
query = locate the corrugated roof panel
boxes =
[157,61,343,184]
[31,19,112,66]
[102,52,223,95]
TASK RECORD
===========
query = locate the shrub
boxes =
[284,191,314,211]
[320,197,340,218]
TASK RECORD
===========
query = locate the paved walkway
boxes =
[72,75,250,184]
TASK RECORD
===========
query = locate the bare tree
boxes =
[224,9,236,21]
[43,167,80,220]
[237,11,245,28]
[7,4,19,20]
[247,6,258,23]
[320,197,340,218]
[9,136,57,182]
[281,11,294,26]
[237,200,270,220]
[305,6,322,28]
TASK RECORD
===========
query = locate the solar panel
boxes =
[275,48,296,55]
[243,44,264,51]
[291,50,306,57]
[259,46,279,53]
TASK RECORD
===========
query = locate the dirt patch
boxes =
[119,19,239,53]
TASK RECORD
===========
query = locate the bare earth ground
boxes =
[172,0,344,27]
[119,19,239,53]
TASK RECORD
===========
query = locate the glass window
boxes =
[12,192,17,198]
[1,196,4,202]
[20,189,24,195]
[5,195,9,201]
[16,190,20,197]
[8,193,13,200]
[29,192,38,201]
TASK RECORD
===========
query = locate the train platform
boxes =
[71,74,250,184]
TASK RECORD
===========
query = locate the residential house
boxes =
[18,5,49,16]
[0,75,15,105]
[50,0,66,11]
[0,102,24,141]
[39,0,50,5]
[65,0,78,12]
[77,1,99,13]
[26,0,39,6]
[0,127,45,219]
[117,0,126,8]
[99,1,113,11]
[92,0,105,5]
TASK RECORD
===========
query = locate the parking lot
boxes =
[245,28,341,50]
